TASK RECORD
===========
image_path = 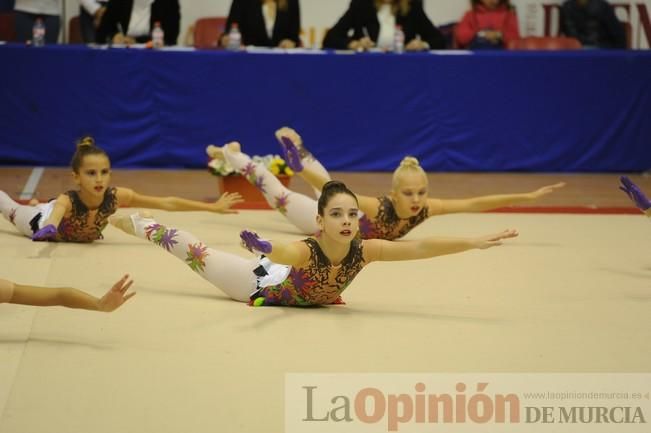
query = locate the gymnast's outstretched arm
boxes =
[363,229,519,262]
[0,274,135,312]
[428,183,566,215]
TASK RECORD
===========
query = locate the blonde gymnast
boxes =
[111,181,518,306]
[207,128,563,239]
[0,136,243,242]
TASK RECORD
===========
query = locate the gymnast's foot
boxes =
[110,211,154,236]
[206,141,242,159]
[275,126,314,162]
[275,127,304,151]
[206,144,222,159]
[274,127,306,172]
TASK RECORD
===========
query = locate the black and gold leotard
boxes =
[252,238,366,306]
[358,196,429,240]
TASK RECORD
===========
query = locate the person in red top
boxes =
[455,0,520,49]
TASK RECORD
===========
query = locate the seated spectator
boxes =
[96,0,180,46]
[455,0,520,49]
[560,0,626,49]
[322,0,445,51]
[220,0,300,49]
[14,0,61,44]
[79,0,107,43]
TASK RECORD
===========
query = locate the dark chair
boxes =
[68,15,83,44]
[0,11,16,42]
[437,22,457,49]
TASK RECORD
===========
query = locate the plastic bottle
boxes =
[32,18,46,47]
[227,23,242,51]
[393,25,405,54]
[152,21,164,49]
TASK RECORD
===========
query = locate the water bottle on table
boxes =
[152,21,164,49]
[227,23,242,51]
[32,18,45,47]
[393,25,404,54]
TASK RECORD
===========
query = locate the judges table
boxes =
[1,43,650,172]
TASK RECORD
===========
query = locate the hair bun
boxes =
[76,135,95,149]
[399,156,420,168]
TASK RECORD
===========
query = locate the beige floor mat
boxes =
[1,210,649,433]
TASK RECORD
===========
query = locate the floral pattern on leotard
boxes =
[358,196,429,240]
[252,238,366,306]
[53,188,118,243]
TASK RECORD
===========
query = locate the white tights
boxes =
[129,214,258,302]
[223,148,331,235]
[301,152,331,198]
[0,190,50,237]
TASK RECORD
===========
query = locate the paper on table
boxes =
[244,46,325,55]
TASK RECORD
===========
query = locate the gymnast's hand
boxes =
[31,224,57,241]
[619,176,651,211]
[473,229,519,249]
[528,182,566,200]
[240,230,273,254]
[213,191,244,214]
[97,274,136,312]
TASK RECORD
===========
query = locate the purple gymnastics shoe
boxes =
[278,136,304,172]
[240,230,272,255]
[619,176,651,210]
[31,224,57,241]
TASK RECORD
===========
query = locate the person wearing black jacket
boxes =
[96,0,180,46]
[322,0,445,51]
[220,0,300,48]
[560,0,626,49]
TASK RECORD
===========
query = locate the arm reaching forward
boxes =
[117,187,244,214]
[366,229,519,262]
[431,183,565,214]
[1,274,135,312]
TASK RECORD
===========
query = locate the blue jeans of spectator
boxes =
[14,11,60,44]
